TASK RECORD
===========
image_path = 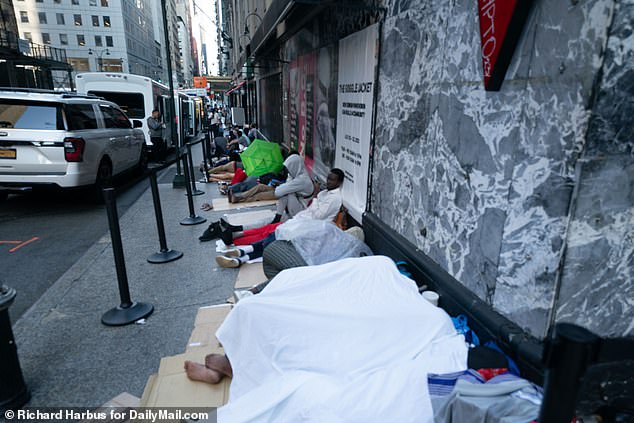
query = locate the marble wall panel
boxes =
[555,0,634,337]
[373,0,622,338]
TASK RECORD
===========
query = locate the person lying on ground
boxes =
[219,168,287,196]
[215,170,346,268]
[184,256,467,423]
[215,216,369,270]
[184,353,232,385]
[202,167,342,245]
[198,153,313,241]
[204,160,246,183]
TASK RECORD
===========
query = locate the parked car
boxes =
[0,89,147,199]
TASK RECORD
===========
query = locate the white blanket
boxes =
[217,256,468,423]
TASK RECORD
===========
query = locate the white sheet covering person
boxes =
[215,256,468,422]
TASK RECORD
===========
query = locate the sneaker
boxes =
[220,217,242,232]
[224,248,243,258]
[220,227,233,246]
[199,222,221,242]
[216,255,241,268]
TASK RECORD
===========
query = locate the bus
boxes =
[75,72,179,148]
[179,89,207,135]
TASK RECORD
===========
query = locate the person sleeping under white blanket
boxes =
[193,256,468,423]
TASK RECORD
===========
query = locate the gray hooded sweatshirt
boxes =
[275,154,314,200]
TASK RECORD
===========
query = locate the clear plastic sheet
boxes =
[274,218,373,265]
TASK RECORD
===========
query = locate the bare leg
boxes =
[204,353,233,378]
[209,162,235,174]
[208,173,234,182]
[184,360,223,384]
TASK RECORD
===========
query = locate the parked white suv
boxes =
[0,89,147,197]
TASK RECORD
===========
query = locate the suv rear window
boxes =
[65,104,98,130]
[0,99,63,130]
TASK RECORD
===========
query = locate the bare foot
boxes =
[205,353,233,378]
[184,360,223,384]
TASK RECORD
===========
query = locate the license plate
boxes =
[0,148,16,159]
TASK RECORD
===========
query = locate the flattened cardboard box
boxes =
[187,304,231,351]
[193,304,233,326]
[140,305,233,409]
[81,392,140,423]
[140,350,229,408]
[186,324,224,352]
[235,262,267,289]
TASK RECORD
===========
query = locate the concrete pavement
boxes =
[8,160,260,408]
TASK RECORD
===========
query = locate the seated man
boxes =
[232,154,314,222]
[198,154,314,242]
[215,169,345,268]
[226,129,250,152]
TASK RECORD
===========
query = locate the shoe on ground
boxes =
[220,227,234,245]
[224,248,243,258]
[216,255,241,268]
[199,222,221,242]
[220,217,241,232]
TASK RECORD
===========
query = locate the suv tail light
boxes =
[63,137,85,162]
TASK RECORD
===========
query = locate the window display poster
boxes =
[335,23,379,222]
[287,52,316,173]
[311,44,338,181]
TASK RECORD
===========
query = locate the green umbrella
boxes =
[240,139,284,177]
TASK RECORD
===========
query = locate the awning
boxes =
[226,81,246,95]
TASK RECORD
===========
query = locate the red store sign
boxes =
[479,0,533,91]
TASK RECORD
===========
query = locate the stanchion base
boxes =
[189,189,205,196]
[0,386,30,412]
[172,174,186,189]
[101,302,154,326]
[147,249,184,264]
[180,215,207,226]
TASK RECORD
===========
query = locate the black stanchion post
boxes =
[147,171,184,264]
[180,150,207,226]
[0,285,30,411]
[101,188,154,326]
[538,323,601,423]
[200,133,210,183]
[186,142,204,196]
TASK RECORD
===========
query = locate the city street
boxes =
[0,167,174,321]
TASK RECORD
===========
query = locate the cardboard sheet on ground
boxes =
[141,304,233,409]
[223,209,276,226]
[234,262,267,288]
[187,304,233,351]
[141,350,229,408]
[85,392,139,422]
[216,256,468,422]
[212,197,277,211]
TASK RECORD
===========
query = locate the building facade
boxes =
[175,0,194,86]
[14,0,161,86]
[121,0,155,78]
[1,0,72,89]
[223,0,634,347]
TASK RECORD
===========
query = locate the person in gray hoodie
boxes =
[225,154,314,223]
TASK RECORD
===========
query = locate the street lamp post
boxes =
[88,48,110,72]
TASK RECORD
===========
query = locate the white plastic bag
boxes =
[275,218,373,265]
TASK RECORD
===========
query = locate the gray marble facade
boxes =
[372,0,633,338]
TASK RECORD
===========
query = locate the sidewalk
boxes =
[10,160,265,408]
